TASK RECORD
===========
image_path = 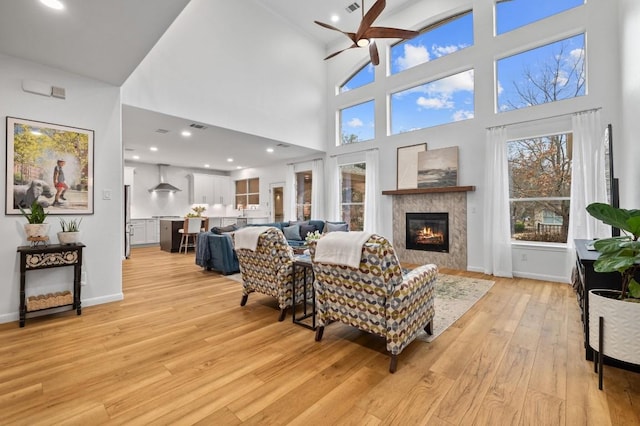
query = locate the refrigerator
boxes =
[124,185,132,258]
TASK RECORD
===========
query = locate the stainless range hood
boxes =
[149,164,181,193]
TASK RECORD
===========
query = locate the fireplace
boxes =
[406,212,449,253]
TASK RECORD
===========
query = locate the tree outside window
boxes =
[340,163,366,231]
[508,133,572,243]
[497,34,585,112]
[340,101,374,145]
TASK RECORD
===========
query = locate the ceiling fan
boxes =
[314,0,419,65]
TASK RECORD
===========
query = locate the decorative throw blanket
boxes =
[314,231,373,269]
[233,226,273,251]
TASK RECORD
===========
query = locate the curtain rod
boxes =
[486,107,602,130]
[329,147,379,158]
[285,157,324,166]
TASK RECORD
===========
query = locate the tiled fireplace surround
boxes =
[389,191,470,270]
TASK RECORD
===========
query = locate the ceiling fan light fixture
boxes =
[357,38,370,47]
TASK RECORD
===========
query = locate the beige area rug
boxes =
[225,273,494,342]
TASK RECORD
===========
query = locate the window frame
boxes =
[339,161,366,232]
[507,131,573,245]
[235,177,259,209]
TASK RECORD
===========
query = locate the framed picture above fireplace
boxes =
[417,146,459,188]
[396,143,427,190]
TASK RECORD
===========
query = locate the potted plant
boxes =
[585,202,640,384]
[19,200,50,240]
[57,217,82,244]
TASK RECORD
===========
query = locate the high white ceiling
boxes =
[0,0,418,171]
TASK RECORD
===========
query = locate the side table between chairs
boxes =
[292,255,316,330]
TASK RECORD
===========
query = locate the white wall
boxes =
[323,0,621,282]
[0,54,123,323]
[122,0,327,151]
[619,0,640,209]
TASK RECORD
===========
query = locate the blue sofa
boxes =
[195,220,347,274]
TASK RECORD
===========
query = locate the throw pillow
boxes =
[283,224,302,241]
[211,224,238,234]
[325,222,348,233]
[299,224,317,239]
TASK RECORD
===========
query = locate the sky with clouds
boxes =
[340,0,585,142]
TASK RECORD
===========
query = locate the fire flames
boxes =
[415,226,444,245]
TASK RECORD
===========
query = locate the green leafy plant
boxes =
[586,202,640,300]
[19,200,49,224]
[59,217,82,232]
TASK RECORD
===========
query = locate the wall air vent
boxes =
[189,123,207,130]
[345,2,360,13]
[125,148,135,152]
[276,143,290,148]
[155,129,170,134]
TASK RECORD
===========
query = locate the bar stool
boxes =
[178,217,203,254]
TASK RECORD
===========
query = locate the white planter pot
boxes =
[57,231,81,245]
[588,289,640,365]
[24,223,50,238]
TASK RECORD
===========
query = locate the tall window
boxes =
[497,34,585,112]
[390,70,474,134]
[295,171,312,221]
[340,100,375,145]
[339,62,374,93]
[508,132,572,243]
[390,11,473,75]
[495,0,584,35]
[235,178,259,209]
[340,163,366,231]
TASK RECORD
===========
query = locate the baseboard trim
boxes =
[0,292,124,325]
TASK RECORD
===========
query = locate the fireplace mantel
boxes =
[382,185,475,196]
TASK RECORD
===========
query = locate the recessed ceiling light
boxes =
[150,146,158,152]
[236,166,242,169]
[132,155,140,160]
[227,158,234,162]
[204,164,210,168]
[330,14,340,23]
[40,0,65,10]
[266,148,274,153]
[181,130,191,137]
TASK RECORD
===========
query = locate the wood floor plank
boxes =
[519,388,565,426]
[0,246,638,424]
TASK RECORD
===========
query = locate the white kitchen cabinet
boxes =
[212,175,232,205]
[131,218,159,245]
[145,218,159,243]
[130,219,147,245]
[190,173,215,205]
[190,173,232,205]
[124,166,135,187]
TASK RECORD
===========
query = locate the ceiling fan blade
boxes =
[369,40,379,66]
[356,0,386,41]
[315,21,356,43]
[324,44,358,61]
[364,27,419,40]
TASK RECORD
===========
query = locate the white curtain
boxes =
[483,126,513,277]
[364,150,380,233]
[311,159,324,220]
[567,110,609,245]
[326,156,340,221]
[285,164,296,221]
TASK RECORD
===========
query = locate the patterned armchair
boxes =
[310,234,438,373]
[235,227,303,321]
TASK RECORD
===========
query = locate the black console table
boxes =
[575,239,640,372]
[17,243,85,327]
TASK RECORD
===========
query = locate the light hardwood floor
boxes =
[1,246,639,425]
